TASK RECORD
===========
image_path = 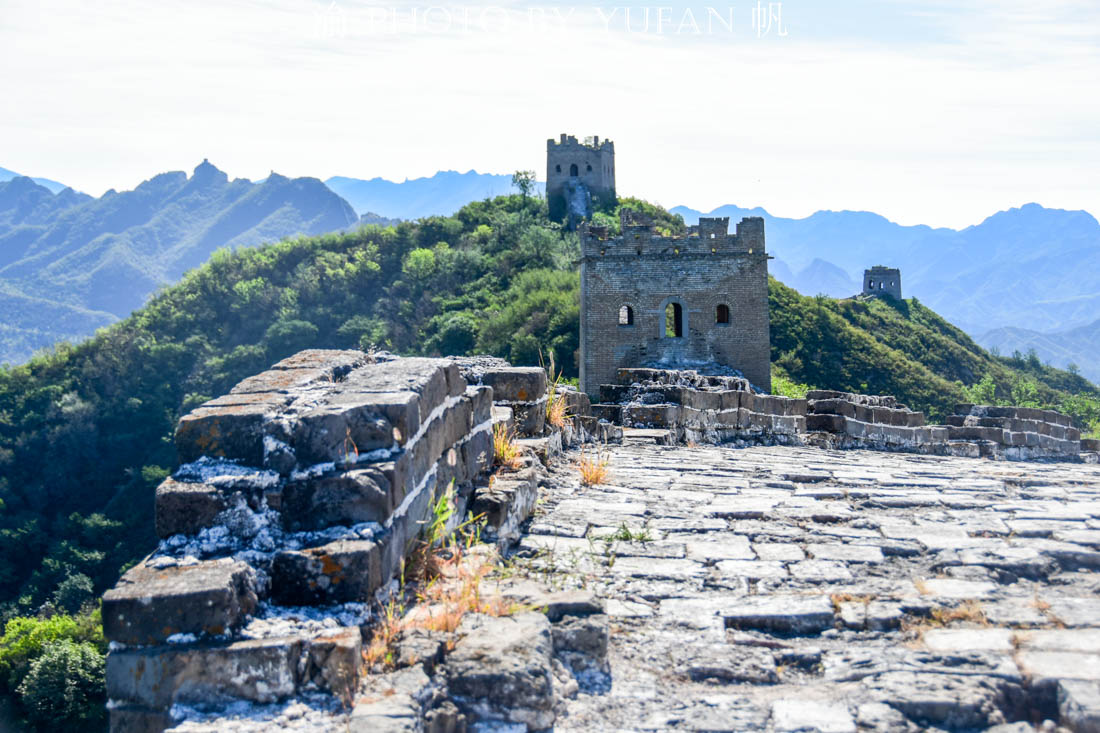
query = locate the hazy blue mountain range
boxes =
[0,161,358,363]
[673,203,1100,339]
[977,319,1100,384]
[0,165,73,195]
[326,170,544,219]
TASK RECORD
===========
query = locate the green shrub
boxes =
[16,639,106,731]
[51,574,94,615]
[771,370,812,400]
[0,609,103,691]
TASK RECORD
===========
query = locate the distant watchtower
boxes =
[546,134,616,225]
[863,266,902,300]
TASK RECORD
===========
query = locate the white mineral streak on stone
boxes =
[386,463,439,530]
[169,694,346,732]
[174,456,280,489]
[290,461,335,482]
[239,601,370,640]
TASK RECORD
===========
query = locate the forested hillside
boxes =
[0,193,1096,626]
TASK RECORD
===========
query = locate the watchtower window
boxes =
[868,280,874,288]
[618,305,634,326]
[569,163,579,177]
[716,304,730,325]
[586,163,592,172]
[665,302,683,338]
[555,164,561,173]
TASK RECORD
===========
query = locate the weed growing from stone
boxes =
[493,424,523,469]
[604,522,652,543]
[542,351,570,429]
[578,446,610,485]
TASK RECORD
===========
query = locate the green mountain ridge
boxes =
[0,163,359,364]
[0,194,1095,624]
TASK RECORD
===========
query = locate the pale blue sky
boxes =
[1,0,1097,227]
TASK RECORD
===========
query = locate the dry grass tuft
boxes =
[547,391,569,429]
[492,423,523,469]
[829,593,874,612]
[930,600,988,627]
[913,577,931,595]
[578,446,610,486]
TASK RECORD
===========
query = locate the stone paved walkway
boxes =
[517,440,1100,731]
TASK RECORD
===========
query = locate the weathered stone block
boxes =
[102,559,257,645]
[107,636,303,710]
[509,400,545,437]
[560,388,591,418]
[806,414,845,433]
[271,540,382,605]
[480,367,547,403]
[459,427,493,481]
[684,389,721,412]
[624,404,680,428]
[305,627,363,692]
[175,402,277,466]
[722,595,834,634]
[270,348,366,374]
[228,367,331,395]
[1059,679,1100,733]
[282,468,396,531]
[444,612,555,730]
[107,705,173,733]
[719,390,742,411]
[599,384,630,403]
[154,478,227,538]
[470,474,538,546]
[1083,438,1100,452]
[590,403,622,424]
[949,425,1007,444]
[344,357,457,417]
[465,385,493,427]
[293,393,406,465]
[616,368,664,385]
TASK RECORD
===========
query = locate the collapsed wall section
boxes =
[592,367,805,445]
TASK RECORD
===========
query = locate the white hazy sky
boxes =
[2,0,1098,228]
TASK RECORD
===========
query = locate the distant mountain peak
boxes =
[191,159,228,186]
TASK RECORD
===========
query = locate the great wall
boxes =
[102,349,1100,732]
[102,135,1100,731]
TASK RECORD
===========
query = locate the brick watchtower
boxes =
[863,266,902,300]
[546,134,616,224]
[579,210,771,396]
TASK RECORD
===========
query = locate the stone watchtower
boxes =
[863,266,902,300]
[579,210,772,396]
[546,134,616,224]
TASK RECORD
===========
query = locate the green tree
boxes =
[511,170,537,199]
[263,319,319,358]
[402,247,437,282]
[51,574,94,614]
[961,374,998,405]
[17,639,106,731]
